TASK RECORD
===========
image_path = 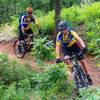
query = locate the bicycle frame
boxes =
[71,55,78,65]
[63,52,88,88]
[64,52,81,68]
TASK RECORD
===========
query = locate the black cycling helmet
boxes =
[58,20,68,31]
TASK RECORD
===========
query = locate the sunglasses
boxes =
[60,28,67,31]
[28,12,32,14]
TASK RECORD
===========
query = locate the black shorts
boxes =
[62,43,84,61]
[18,28,34,41]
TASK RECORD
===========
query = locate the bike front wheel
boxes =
[72,71,80,88]
[73,65,88,88]
[13,39,26,58]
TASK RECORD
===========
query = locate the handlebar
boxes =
[62,51,83,61]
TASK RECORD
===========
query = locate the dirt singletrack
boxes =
[0,38,100,87]
[0,38,41,72]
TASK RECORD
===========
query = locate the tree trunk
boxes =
[53,0,61,43]
[55,0,61,33]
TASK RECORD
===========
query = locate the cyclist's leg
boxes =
[71,43,93,84]
[18,28,24,44]
[70,43,87,73]
[25,29,34,51]
[79,59,93,84]
[26,28,34,42]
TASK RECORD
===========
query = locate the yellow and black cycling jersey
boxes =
[56,30,79,47]
[19,14,35,30]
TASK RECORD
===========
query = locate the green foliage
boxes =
[36,2,100,35]
[39,11,55,35]
[76,87,100,100]
[0,53,33,99]
[0,83,30,100]
[61,2,100,25]
[0,54,35,99]
[31,37,55,63]
[86,32,100,56]
[61,0,76,8]
[0,0,52,24]
[10,16,18,33]
[0,53,74,100]
[0,0,16,24]
[0,53,31,85]
[16,0,51,13]
[1,54,100,100]
[84,20,100,58]
[33,63,73,100]
[33,10,45,17]
[0,0,97,25]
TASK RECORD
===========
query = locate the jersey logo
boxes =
[63,33,68,41]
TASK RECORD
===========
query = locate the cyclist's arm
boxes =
[71,31,86,48]
[21,15,26,33]
[21,26,25,33]
[32,16,40,29]
[56,41,61,59]
[56,33,62,59]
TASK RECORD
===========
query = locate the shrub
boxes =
[33,10,45,17]
[0,53,31,85]
[0,83,31,100]
[85,31,100,56]
[10,16,18,33]
[34,63,73,100]
[39,11,55,35]
[0,53,37,99]
[31,37,55,63]
[0,53,73,100]
[76,87,100,100]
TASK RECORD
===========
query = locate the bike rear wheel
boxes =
[13,39,26,58]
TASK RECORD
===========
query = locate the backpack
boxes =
[18,12,26,24]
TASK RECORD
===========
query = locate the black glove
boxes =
[56,59,62,63]
[82,47,88,54]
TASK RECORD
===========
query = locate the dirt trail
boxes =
[0,39,41,72]
[0,39,100,87]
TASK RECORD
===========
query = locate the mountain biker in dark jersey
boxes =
[56,20,93,85]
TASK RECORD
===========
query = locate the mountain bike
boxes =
[63,52,89,89]
[13,33,33,58]
[13,23,40,58]
[62,52,89,98]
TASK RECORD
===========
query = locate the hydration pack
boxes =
[18,12,26,23]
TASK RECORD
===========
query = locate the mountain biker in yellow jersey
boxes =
[56,20,93,85]
[18,7,38,52]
